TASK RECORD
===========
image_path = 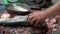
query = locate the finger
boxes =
[30,18,36,25]
[34,20,39,27]
[28,15,34,19]
[29,12,36,16]
[28,16,34,23]
[28,13,35,21]
[28,15,35,21]
[28,13,33,16]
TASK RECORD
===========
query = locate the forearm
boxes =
[44,1,60,18]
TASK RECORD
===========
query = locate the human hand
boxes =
[28,11,46,26]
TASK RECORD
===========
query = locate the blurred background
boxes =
[0,0,58,4]
[0,0,58,12]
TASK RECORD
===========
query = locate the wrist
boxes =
[39,11,48,20]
